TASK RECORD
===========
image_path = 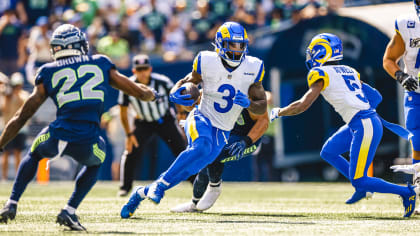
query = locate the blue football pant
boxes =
[10,127,105,209]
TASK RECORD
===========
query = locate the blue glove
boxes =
[233,90,250,108]
[226,136,252,160]
[169,87,195,106]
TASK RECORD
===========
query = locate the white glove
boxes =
[270,108,281,123]
[390,164,418,175]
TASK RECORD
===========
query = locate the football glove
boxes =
[169,87,195,106]
[396,70,418,92]
[233,90,250,108]
[270,107,281,123]
[151,89,164,102]
[390,164,420,175]
[226,136,252,160]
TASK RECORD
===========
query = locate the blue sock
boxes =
[68,165,100,209]
[352,177,410,196]
[162,138,213,188]
[413,158,420,164]
[207,161,224,184]
[320,151,350,180]
[10,154,40,202]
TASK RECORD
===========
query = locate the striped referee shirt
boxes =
[118,73,174,122]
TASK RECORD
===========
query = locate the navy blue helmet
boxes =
[50,24,89,60]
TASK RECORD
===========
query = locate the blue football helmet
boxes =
[305,33,343,70]
[50,24,89,60]
[214,22,249,67]
[415,0,420,19]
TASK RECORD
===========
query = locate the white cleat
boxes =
[170,202,200,213]
[196,184,222,211]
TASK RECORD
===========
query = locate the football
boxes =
[181,82,200,102]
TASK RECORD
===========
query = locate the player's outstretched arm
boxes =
[0,85,47,150]
[247,82,267,115]
[109,68,156,101]
[247,110,269,142]
[272,80,323,119]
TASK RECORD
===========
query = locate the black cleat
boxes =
[0,203,17,223]
[56,209,86,231]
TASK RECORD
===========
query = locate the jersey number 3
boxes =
[52,65,104,108]
[214,84,236,113]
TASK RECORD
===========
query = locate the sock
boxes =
[207,161,224,184]
[209,181,222,188]
[10,154,40,202]
[64,205,76,215]
[352,176,410,196]
[320,151,350,180]
[67,165,100,209]
[6,199,17,206]
[193,169,209,200]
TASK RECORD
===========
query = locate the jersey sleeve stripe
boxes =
[193,53,202,75]
[307,68,329,91]
[395,19,401,35]
[254,62,265,83]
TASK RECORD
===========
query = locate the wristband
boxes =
[243,136,253,146]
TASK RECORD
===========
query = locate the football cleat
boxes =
[146,182,167,204]
[401,184,418,217]
[170,202,201,213]
[117,189,129,197]
[345,191,373,204]
[120,186,147,219]
[0,203,17,223]
[56,209,86,231]
[196,184,222,211]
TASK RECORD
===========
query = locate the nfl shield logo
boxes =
[228,74,232,79]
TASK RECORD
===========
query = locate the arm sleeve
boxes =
[34,66,45,85]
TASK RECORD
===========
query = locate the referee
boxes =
[118,54,187,196]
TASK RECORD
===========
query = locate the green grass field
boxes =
[1,181,420,235]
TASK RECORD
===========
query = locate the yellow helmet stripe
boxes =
[220,26,230,39]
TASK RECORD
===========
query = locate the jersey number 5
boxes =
[214,84,236,113]
[342,75,368,103]
[52,65,104,108]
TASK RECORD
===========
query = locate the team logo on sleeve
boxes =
[410,38,420,48]
[407,20,416,28]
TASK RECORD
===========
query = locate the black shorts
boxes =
[5,133,27,151]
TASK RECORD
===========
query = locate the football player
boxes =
[383,0,420,184]
[171,99,269,213]
[0,24,159,230]
[270,33,418,217]
[120,21,267,218]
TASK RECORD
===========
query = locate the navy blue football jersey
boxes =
[231,109,256,136]
[35,54,115,143]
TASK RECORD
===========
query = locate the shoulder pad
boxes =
[307,68,329,91]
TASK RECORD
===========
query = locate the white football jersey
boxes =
[193,51,264,131]
[307,65,370,123]
[395,14,420,93]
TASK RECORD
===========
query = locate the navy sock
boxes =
[68,165,100,209]
[352,177,410,196]
[207,161,224,184]
[193,169,209,200]
[10,154,40,202]
[320,151,350,180]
